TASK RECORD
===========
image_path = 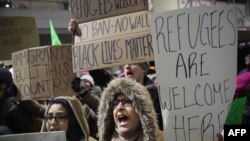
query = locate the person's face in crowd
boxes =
[45,104,69,133]
[245,57,250,68]
[81,80,92,90]
[123,64,145,83]
[112,94,140,136]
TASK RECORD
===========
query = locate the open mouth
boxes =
[126,71,133,76]
[117,115,129,126]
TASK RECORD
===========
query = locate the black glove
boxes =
[71,77,81,92]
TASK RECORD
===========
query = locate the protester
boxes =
[123,63,163,130]
[79,74,102,98]
[41,96,96,141]
[0,68,45,134]
[71,74,100,114]
[97,78,164,141]
[72,74,100,138]
[234,54,250,124]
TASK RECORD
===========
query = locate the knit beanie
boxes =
[138,62,149,74]
[80,75,95,86]
[0,68,13,86]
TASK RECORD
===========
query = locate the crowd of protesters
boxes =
[0,18,226,141]
[0,60,225,141]
[0,61,162,141]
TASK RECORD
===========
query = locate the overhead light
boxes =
[0,0,15,9]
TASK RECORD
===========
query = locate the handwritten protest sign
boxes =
[150,5,237,141]
[152,0,179,12]
[72,31,153,72]
[69,0,148,23]
[0,131,66,141]
[0,17,40,60]
[12,45,75,100]
[74,11,150,44]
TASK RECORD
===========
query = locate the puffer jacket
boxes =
[97,78,164,141]
[40,96,96,141]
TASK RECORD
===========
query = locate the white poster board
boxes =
[0,131,66,141]
[150,5,237,141]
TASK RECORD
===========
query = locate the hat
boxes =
[0,68,13,86]
[138,62,149,74]
[80,75,95,86]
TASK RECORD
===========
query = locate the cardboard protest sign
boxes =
[0,17,40,60]
[69,0,149,23]
[12,45,75,100]
[74,11,150,44]
[72,31,153,72]
[0,131,66,141]
[152,0,179,12]
[150,5,237,141]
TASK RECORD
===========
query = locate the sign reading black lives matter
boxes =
[72,31,153,71]
[72,11,153,72]
[150,5,237,141]
[12,45,75,100]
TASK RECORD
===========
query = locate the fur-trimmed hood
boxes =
[41,96,90,141]
[97,78,159,141]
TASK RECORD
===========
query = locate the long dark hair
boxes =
[47,98,85,141]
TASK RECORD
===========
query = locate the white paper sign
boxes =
[0,131,66,141]
[150,5,237,141]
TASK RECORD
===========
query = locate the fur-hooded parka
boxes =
[97,78,159,141]
[41,96,93,141]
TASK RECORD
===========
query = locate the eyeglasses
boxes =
[44,114,69,123]
[110,99,133,109]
